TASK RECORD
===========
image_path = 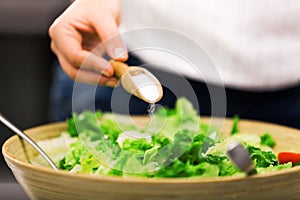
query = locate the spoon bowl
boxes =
[111,61,163,103]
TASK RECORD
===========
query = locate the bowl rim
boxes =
[3,119,300,184]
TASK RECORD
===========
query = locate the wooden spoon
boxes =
[110,60,163,103]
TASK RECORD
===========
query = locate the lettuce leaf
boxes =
[260,133,276,148]
[35,97,292,178]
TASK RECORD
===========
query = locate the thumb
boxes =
[92,13,128,62]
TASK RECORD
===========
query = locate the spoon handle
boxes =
[0,113,58,171]
[110,60,129,78]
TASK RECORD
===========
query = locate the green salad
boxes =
[32,97,292,178]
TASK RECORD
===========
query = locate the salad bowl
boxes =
[3,116,300,200]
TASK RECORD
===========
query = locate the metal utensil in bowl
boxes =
[227,142,255,176]
[0,113,58,170]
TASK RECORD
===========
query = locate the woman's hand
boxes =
[49,0,128,87]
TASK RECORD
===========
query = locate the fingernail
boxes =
[103,67,114,77]
[105,81,118,87]
[113,46,127,59]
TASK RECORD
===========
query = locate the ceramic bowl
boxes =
[3,118,300,200]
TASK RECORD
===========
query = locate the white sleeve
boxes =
[120,0,300,90]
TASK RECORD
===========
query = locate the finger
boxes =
[50,24,114,77]
[76,69,119,87]
[56,51,119,87]
[90,12,128,62]
[81,52,114,76]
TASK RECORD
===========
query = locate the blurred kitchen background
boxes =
[0,0,70,185]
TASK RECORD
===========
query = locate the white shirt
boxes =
[120,0,300,91]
